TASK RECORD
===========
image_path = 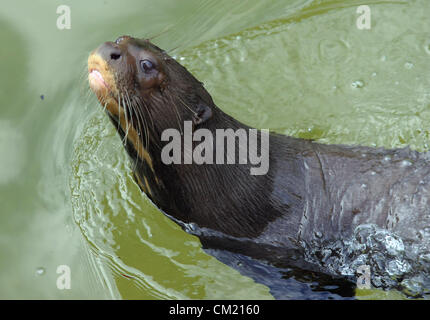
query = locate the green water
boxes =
[1,0,429,299]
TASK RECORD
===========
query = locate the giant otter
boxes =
[88,36,430,298]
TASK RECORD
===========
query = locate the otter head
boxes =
[88,35,214,139]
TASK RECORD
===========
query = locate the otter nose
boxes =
[96,42,122,61]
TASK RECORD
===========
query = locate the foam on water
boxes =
[302,224,430,297]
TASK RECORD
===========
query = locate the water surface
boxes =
[1,0,429,299]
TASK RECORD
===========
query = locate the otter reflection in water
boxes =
[88,36,430,298]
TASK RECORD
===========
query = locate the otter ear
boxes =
[192,103,212,126]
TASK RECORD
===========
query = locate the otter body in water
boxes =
[88,36,430,297]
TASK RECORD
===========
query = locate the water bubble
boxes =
[35,267,46,276]
[184,222,198,233]
[400,159,413,167]
[351,80,365,89]
[302,222,430,296]
[355,224,377,243]
[371,72,377,77]
[349,254,369,271]
[350,240,366,253]
[372,277,383,288]
[381,55,387,62]
[387,259,411,277]
[318,39,348,63]
[320,249,332,263]
[314,231,322,239]
[404,62,414,69]
[384,235,405,256]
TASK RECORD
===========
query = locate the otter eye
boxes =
[140,59,155,72]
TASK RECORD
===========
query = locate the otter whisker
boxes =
[129,93,147,148]
[120,93,131,145]
[134,96,152,149]
[133,95,151,141]
[166,45,180,54]
[124,90,135,142]
[141,97,155,130]
[130,95,153,171]
[102,101,108,113]
[129,95,148,153]
[167,93,184,136]
[126,90,144,148]
[141,97,160,149]
[176,95,197,116]
[81,68,97,106]
[147,25,173,41]
[79,63,91,93]
[124,90,142,172]
[118,93,125,140]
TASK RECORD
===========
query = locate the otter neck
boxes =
[109,103,291,239]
